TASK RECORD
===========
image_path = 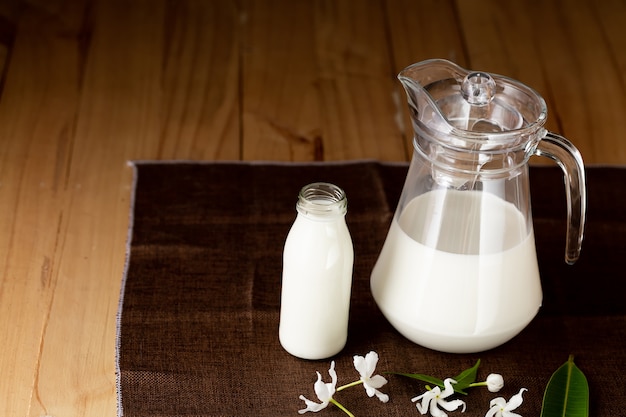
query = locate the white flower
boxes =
[486,374,505,392]
[353,351,389,403]
[412,378,467,417]
[299,361,338,414]
[485,388,527,417]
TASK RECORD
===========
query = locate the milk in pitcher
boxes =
[370,189,542,353]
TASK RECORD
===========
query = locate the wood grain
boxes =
[457,0,626,163]
[241,0,407,161]
[0,0,624,415]
[0,1,86,415]
[385,0,467,155]
[157,0,240,160]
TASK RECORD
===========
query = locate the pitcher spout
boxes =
[397,59,465,137]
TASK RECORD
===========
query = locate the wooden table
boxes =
[1,1,624,415]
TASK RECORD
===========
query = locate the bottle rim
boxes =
[296,182,347,217]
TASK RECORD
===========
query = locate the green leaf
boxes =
[452,359,481,392]
[387,359,480,395]
[540,355,589,417]
[387,372,445,390]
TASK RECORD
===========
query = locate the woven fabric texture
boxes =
[117,162,626,416]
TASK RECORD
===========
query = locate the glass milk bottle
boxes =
[279,182,354,360]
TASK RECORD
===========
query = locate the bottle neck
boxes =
[296,182,347,220]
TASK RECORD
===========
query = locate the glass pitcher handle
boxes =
[534,132,587,264]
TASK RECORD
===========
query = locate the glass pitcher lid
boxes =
[399,59,548,136]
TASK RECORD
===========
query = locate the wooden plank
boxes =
[240,0,321,161]
[241,0,328,161]
[0,1,87,415]
[451,0,555,167]
[241,0,406,161]
[0,0,239,414]
[569,0,626,164]
[312,0,406,161]
[156,0,240,160]
[28,0,239,414]
[385,0,468,70]
[385,0,468,156]
[596,0,626,90]
[0,0,18,90]
[31,1,163,415]
[454,0,547,92]
[456,0,626,164]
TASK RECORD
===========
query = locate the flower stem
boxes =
[336,380,363,392]
[469,382,487,388]
[330,398,355,417]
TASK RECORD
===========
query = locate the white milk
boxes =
[279,184,354,360]
[371,189,542,353]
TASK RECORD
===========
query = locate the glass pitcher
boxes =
[370,59,586,353]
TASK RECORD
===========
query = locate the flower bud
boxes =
[486,373,504,392]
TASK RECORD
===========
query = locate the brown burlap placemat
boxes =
[116,161,625,417]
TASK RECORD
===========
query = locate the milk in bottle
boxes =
[279,182,354,360]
